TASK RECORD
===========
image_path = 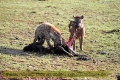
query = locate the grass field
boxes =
[0,0,120,80]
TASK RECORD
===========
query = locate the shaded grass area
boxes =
[0,0,120,80]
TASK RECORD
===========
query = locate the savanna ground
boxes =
[0,0,120,80]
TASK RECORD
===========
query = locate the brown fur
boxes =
[68,15,85,51]
[45,22,61,35]
[33,22,62,53]
[75,20,85,39]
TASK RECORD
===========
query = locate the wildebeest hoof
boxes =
[97,50,108,55]
[76,55,91,61]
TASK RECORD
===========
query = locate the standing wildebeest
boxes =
[68,15,85,51]
[33,22,62,53]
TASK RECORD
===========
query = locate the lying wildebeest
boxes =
[68,15,85,51]
[23,41,90,60]
[23,37,91,60]
[23,38,74,57]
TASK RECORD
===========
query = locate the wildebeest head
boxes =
[73,15,84,28]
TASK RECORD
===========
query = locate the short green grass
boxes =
[0,0,120,80]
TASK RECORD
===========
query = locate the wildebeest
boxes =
[33,22,62,53]
[23,35,91,59]
[23,40,90,60]
[68,15,85,51]
[23,38,74,57]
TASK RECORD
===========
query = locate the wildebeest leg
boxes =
[79,36,83,51]
[58,46,73,57]
[61,38,76,56]
[67,45,76,56]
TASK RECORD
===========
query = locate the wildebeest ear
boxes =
[80,15,84,19]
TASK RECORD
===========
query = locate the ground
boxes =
[0,0,120,80]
